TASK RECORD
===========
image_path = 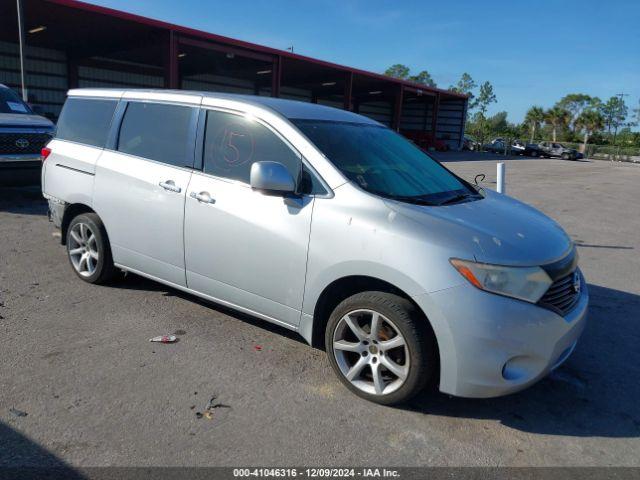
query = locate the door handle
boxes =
[190,191,215,204]
[159,180,181,193]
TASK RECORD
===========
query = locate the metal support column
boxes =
[16,0,28,101]
[431,93,440,136]
[67,57,79,89]
[343,71,353,111]
[271,55,281,97]
[164,30,179,89]
[392,84,404,132]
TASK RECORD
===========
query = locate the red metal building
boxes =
[0,0,468,149]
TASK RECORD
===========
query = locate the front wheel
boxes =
[325,292,437,405]
[66,213,116,284]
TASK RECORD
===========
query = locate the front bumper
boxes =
[0,154,42,186]
[413,276,588,398]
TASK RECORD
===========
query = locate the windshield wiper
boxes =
[377,193,438,206]
[436,193,481,206]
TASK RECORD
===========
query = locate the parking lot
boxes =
[1,153,639,468]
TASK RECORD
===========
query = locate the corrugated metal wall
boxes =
[279,85,312,102]
[400,99,433,132]
[78,63,163,89]
[358,100,393,127]
[436,98,466,149]
[0,38,466,148]
[181,72,254,94]
[0,40,67,119]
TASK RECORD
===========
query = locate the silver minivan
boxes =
[43,89,588,405]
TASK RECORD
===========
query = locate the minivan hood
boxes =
[0,113,54,129]
[385,189,572,266]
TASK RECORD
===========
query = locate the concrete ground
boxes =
[1,153,639,468]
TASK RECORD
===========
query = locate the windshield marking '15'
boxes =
[292,120,476,205]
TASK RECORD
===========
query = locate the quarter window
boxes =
[56,98,117,147]
[202,109,301,184]
[118,102,195,167]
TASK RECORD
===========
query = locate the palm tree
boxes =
[575,110,604,153]
[544,107,570,142]
[524,106,545,143]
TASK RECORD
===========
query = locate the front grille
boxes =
[538,270,581,316]
[0,132,52,155]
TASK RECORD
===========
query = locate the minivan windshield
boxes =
[0,87,32,115]
[293,120,479,206]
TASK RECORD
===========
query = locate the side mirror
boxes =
[250,161,296,195]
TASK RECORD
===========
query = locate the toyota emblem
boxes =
[16,138,30,149]
[572,271,581,294]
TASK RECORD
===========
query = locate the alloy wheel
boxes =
[68,222,99,277]
[332,309,410,396]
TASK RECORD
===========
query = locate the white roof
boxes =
[67,88,379,124]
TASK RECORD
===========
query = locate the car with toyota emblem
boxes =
[0,84,54,186]
[42,89,589,405]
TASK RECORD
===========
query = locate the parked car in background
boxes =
[483,138,507,153]
[538,142,579,160]
[484,138,544,157]
[402,130,449,152]
[462,135,479,151]
[512,140,545,157]
[0,84,54,186]
[43,89,588,405]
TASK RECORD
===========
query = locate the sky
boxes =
[88,0,640,125]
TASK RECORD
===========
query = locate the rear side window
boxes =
[202,109,301,184]
[117,102,195,168]
[56,98,117,147]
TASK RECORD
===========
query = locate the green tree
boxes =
[409,70,436,87]
[384,64,410,80]
[466,112,491,148]
[544,106,570,142]
[575,110,605,152]
[487,111,508,133]
[556,94,592,131]
[524,106,545,143]
[600,96,628,141]
[474,81,496,114]
[449,72,477,105]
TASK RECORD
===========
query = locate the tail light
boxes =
[41,147,52,162]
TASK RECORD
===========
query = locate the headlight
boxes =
[450,258,552,303]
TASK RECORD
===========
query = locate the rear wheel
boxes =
[325,292,437,405]
[530,150,539,157]
[562,153,570,160]
[66,213,116,284]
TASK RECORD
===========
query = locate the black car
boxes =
[512,140,545,157]
[0,84,54,186]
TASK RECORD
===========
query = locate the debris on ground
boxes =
[195,395,231,421]
[149,335,177,343]
[173,329,187,336]
[253,345,263,351]
[9,408,28,418]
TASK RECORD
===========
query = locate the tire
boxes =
[562,153,570,160]
[66,213,116,284]
[530,150,539,157]
[325,291,437,405]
